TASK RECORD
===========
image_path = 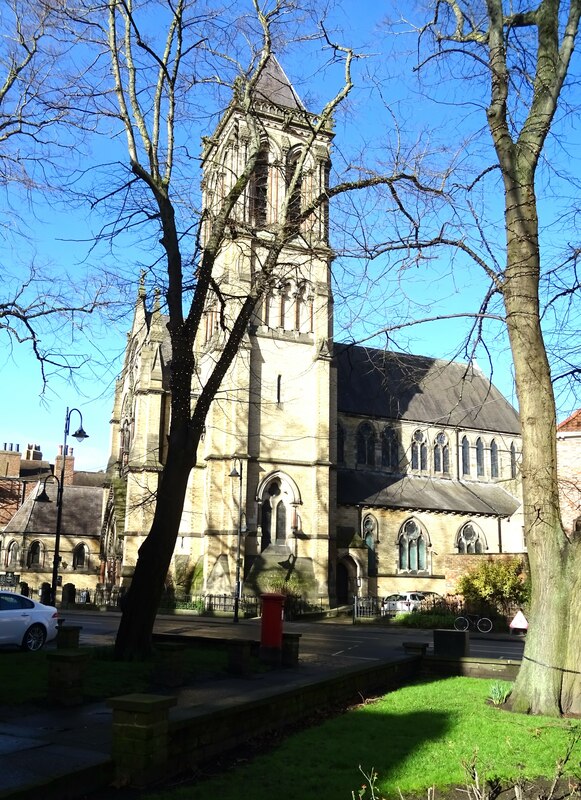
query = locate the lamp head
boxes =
[35,487,52,503]
[72,426,89,443]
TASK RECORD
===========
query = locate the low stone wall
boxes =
[421,655,520,680]
[108,650,521,788]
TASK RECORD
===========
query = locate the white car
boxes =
[381,592,426,615]
[0,591,59,651]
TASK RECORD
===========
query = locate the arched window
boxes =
[27,541,42,568]
[457,523,486,554]
[476,438,485,476]
[249,140,269,227]
[434,432,450,474]
[381,427,399,469]
[398,519,429,573]
[490,439,499,478]
[280,282,295,330]
[73,544,89,570]
[296,282,314,333]
[462,436,470,475]
[362,515,378,577]
[260,479,288,551]
[411,430,427,471]
[285,149,303,234]
[337,423,345,464]
[356,423,375,466]
[5,541,19,568]
[510,442,517,479]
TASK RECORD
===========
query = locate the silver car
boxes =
[0,591,59,651]
[381,592,426,615]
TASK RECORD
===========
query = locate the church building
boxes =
[105,56,525,608]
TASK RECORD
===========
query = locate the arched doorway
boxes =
[336,556,357,605]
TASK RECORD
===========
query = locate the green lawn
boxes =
[147,677,581,800]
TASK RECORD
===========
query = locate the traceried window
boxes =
[457,523,486,554]
[510,442,517,479]
[490,439,499,478]
[249,140,269,227]
[362,515,378,577]
[462,436,470,475]
[337,423,345,464]
[73,544,89,570]
[356,422,375,466]
[411,430,427,471]
[381,427,399,469]
[285,149,303,234]
[476,438,485,477]
[398,519,429,573]
[260,479,287,551]
[434,432,450,474]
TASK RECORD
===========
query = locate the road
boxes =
[62,610,525,663]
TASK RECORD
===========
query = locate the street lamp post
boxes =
[36,408,89,605]
[229,458,244,624]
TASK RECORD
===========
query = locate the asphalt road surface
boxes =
[62,610,525,663]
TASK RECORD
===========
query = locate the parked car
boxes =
[0,592,59,651]
[381,592,426,615]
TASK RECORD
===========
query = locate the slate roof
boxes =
[337,469,520,518]
[4,483,104,538]
[253,54,305,111]
[335,344,520,434]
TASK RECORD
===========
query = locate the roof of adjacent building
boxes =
[337,468,520,518]
[335,344,521,434]
[3,483,104,538]
[557,409,581,432]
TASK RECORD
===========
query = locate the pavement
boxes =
[0,615,522,800]
[0,615,408,800]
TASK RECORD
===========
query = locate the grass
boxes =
[145,677,581,800]
[0,644,230,704]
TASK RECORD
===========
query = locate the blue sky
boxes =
[1,1,578,472]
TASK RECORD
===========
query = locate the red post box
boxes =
[260,592,286,651]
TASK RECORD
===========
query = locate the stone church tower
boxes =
[108,56,336,603]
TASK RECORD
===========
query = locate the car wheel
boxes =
[22,624,47,652]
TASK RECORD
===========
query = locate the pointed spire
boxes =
[253,54,305,111]
[138,269,146,299]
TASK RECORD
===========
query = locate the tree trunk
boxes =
[114,422,197,660]
[501,176,581,715]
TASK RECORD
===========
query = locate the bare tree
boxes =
[365,0,581,716]
[0,0,111,384]
[68,0,435,659]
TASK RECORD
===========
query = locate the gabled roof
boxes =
[253,54,305,111]
[335,344,520,434]
[337,468,520,518]
[557,409,581,432]
[4,483,104,538]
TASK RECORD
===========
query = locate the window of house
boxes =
[27,541,42,568]
[476,438,485,477]
[337,423,345,464]
[462,436,470,475]
[434,431,450,474]
[362,515,378,577]
[398,519,429,572]
[411,430,427,471]
[6,541,19,568]
[457,522,486,554]
[356,422,375,466]
[490,439,499,478]
[73,544,89,570]
[381,427,399,469]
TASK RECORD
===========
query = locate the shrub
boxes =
[488,680,513,706]
[394,611,456,628]
[456,558,529,614]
